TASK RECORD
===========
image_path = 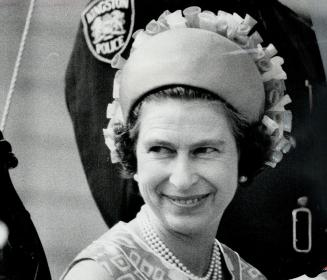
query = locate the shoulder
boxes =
[220,243,267,280]
[239,256,267,280]
[61,223,135,280]
[61,260,112,280]
[74,223,131,260]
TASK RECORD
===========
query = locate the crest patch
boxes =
[82,0,135,63]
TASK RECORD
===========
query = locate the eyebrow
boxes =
[144,138,226,148]
[191,139,226,148]
[185,140,227,153]
[144,139,174,147]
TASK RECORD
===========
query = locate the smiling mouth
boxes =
[163,194,210,207]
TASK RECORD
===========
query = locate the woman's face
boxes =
[135,98,239,236]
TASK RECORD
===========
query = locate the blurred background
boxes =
[0,1,107,279]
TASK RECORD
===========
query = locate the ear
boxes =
[133,173,138,182]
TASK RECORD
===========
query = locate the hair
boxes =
[113,86,272,183]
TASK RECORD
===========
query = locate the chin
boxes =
[165,214,214,237]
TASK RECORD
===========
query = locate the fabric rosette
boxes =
[103,100,124,164]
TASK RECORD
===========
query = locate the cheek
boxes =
[136,155,168,198]
[221,162,238,199]
[204,156,238,194]
[224,157,239,188]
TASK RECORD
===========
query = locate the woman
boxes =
[61,7,293,280]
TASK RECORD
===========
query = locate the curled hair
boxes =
[113,86,272,182]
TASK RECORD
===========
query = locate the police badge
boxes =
[82,0,135,63]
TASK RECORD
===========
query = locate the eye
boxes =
[193,147,219,158]
[148,146,174,157]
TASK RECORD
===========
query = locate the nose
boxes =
[169,155,199,190]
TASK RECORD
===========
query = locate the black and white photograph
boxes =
[1,1,326,279]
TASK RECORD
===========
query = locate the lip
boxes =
[162,193,211,208]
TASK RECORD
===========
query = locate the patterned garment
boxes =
[61,214,266,279]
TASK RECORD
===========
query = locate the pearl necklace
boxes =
[139,211,222,280]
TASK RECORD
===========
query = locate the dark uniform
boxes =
[65,0,327,278]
